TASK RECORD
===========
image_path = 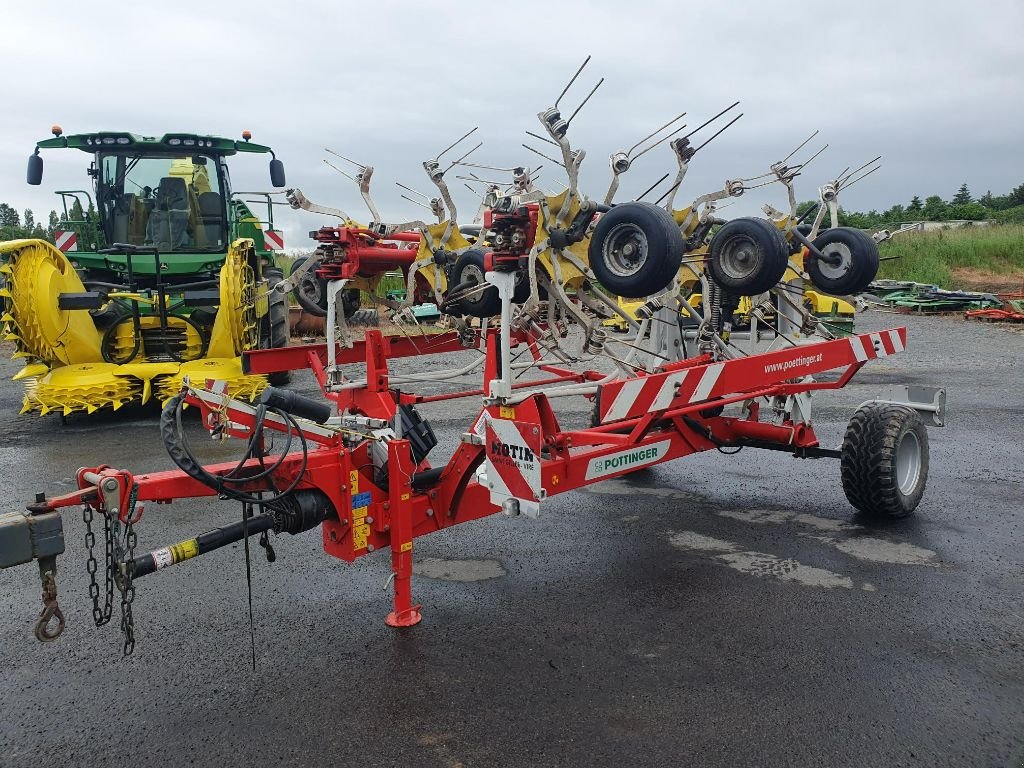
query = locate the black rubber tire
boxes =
[841,403,929,519]
[707,217,789,295]
[291,256,328,317]
[263,267,291,385]
[806,227,880,296]
[513,269,531,304]
[451,249,501,317]
[588,201,684,298]
[340,288,361,319]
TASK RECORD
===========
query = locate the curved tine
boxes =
[654,179,682,206]
[693,113,743,154]
[522,144,566,168]
[840,164,882,190]
[627,111,687,156]
[632,123,688,161]
[324,159,355,181]
[634,173,671,202]
[435,127,479,162]
[455,174,506,185]
[555,55,591,109]
[683,101,740,140]
[396,181,430,200]
[400,194,433,211]
[792,143,829,172]
[445,141,484,172]
[325,149,366,170]
[780,130,819,165]
[838,155,882,187]
[525,130,560,147]
[458,161,519,173]
[565,77,604,126]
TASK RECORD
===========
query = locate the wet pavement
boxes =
[0,311,1021,767]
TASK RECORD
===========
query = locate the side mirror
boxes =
[269,158,286,188]
[27,152,43,186]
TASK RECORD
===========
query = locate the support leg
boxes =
[385,438,422,627]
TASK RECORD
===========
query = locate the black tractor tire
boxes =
[707,217,789,295]
[806,227,880,296]
[451,249,501,317]
[263,266,291,385]
[841,403,929,519]
[291,256,328,317]
[513,269,531,304]
[588,201,685,298]
[340,288,361,319]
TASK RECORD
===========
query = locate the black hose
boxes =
[160,393,309,507]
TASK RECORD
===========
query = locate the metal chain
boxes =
[119,484,139,656]
[82,504,114,627]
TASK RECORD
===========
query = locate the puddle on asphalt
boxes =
[413,557,506,582]
[668,531,856,589]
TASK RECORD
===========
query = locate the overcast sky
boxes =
[2,0,1021,249]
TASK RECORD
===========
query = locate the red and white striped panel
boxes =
[598,328,908,424]
[263,229,285,251]
[54,230,77,252]
[484,417,542,504]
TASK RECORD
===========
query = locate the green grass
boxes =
[877,224,1024,287]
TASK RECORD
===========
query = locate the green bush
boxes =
[877,224,1024,287]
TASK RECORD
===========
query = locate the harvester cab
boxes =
[1,128,292,416]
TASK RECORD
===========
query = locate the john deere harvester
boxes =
[0,128,291,416]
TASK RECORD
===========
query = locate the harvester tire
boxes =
[806,227,880,296]
[291,256,328,317]
[264,267,291,385]
[707,217,789,295]
[589,201,684,298]
[451,249,501,317]
[841,402,929,519]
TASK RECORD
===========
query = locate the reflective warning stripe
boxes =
[264,230,285,251]
[54,230,77,252]
[848,335,869,362]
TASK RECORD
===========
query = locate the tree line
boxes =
[797,181,1024,231]
[0,200,102,249]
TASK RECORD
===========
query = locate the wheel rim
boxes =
[718,234,763,280]
[895,429,922,495]
[602,223,649,278]
[298,273,323,305]
[817,242,853,279]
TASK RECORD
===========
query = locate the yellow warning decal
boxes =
[401,492,410,501]
[400,541,412,553]
[499,406,516,419]
[352,523,369,551]
[349,470,359,494]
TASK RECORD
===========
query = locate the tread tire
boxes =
[841,402,929,519]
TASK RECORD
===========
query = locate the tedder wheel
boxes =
[263,266,291,385]
[588,201,684,298]
[451,249,501,317]
[291,256,328,317]
[841,402,929,519]
[707,217,789,295]
[805,227,880,296]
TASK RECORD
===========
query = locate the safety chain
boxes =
[82,503,114,627]
[118,484,139,656]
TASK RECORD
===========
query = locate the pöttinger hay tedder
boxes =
[0,58,946,654]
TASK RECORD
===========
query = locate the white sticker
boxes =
[585,440,672,481]
[152,547,174,570]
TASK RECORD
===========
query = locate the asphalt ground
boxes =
[0,310,1021,767]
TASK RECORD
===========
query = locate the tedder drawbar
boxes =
[0,58,945,653]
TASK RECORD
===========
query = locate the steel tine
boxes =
[632,123,688,160]
[555,55,591,108]
[522,144,566,168]
[325,149,366,170]
[565,77,605,126]
[396,182,430,200]
[323,159,355,181]
[654,179,683,206]
[634,172,671,202]
[446,141,484,172]
[683,101,740,140]
[435,126,479,161]
[841,164,882,190]
[693,112,744,153]
[400,194,433,211]
[525,130,560,147]
[781,130,819,165]
[627,111,687,156]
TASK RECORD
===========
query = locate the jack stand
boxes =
[384,438,422,628]
[484,270,517,400]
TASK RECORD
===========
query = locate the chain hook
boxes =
[34,566,65,642]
